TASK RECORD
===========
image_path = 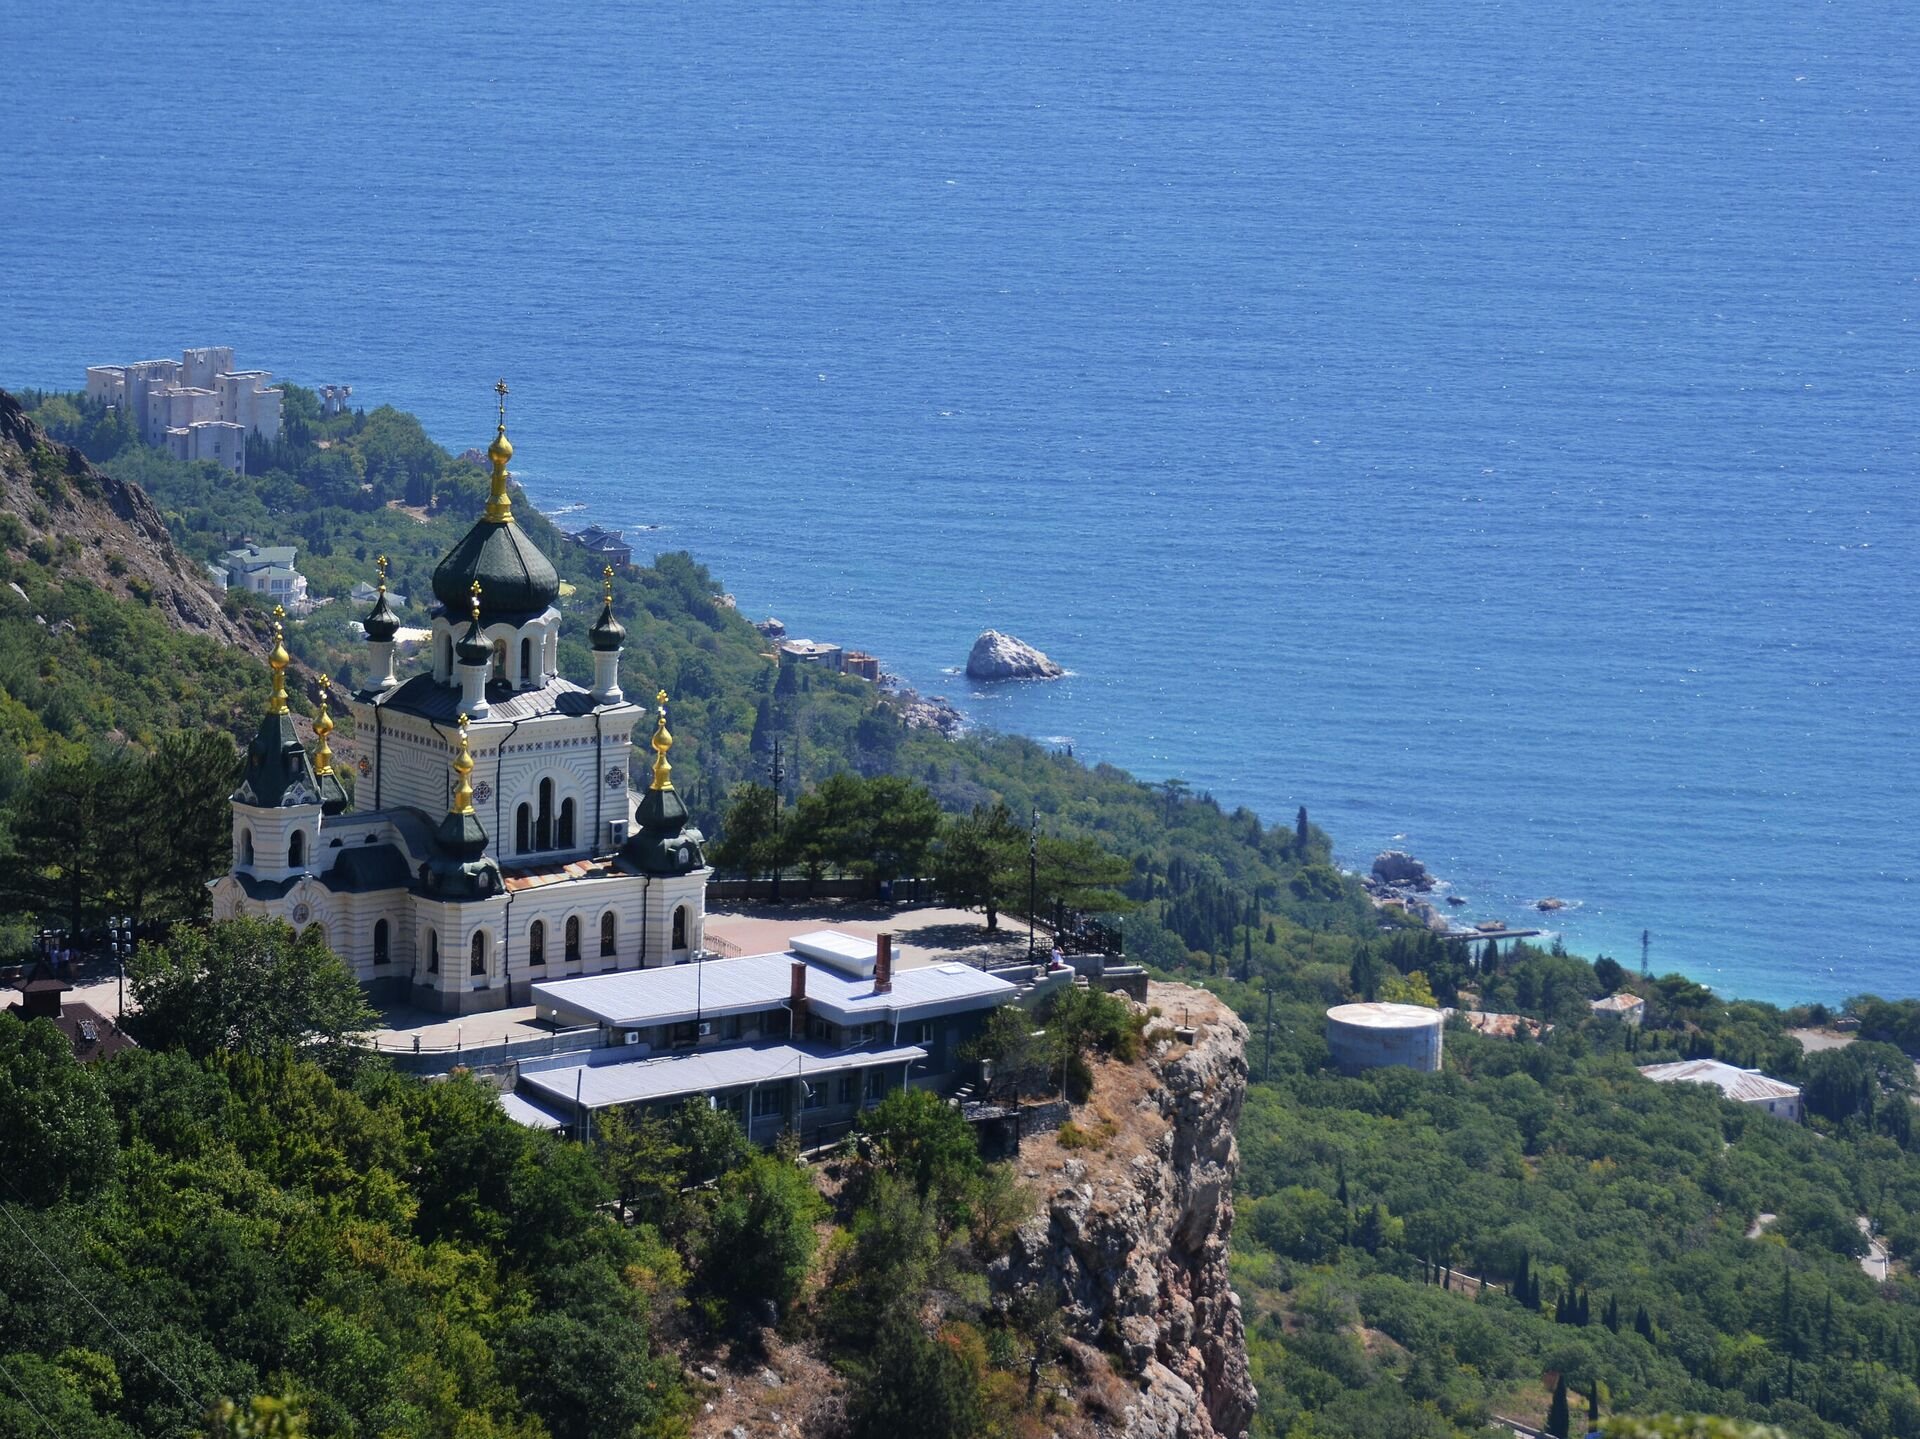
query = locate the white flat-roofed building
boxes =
[85,348,282,464]
[510,932,1018,1142]
[1638,1059,1803,1122]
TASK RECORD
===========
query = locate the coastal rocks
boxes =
[897,692,966,737]
[1371,850,1433,891]
[991,983,1255,1439]
[1535,897,1568,912]
[966,629,1064,681]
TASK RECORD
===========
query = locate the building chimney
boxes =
[789,961,809,1032]
[874,933,893,994]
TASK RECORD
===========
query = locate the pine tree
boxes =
[1545,1375,1570,1439]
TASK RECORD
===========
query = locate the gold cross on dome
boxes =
[495,378,509,425]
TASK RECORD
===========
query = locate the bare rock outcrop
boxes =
[967,629,1065,681]
[992,983,1255,1439]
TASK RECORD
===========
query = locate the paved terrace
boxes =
[364,901,1030,1054]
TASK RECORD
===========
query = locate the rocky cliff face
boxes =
[0,389,254,649]
[993,982,1255,1439]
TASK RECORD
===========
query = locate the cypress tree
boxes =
[1555,1291,1570,1325]
[1516,1253,1530,1302]
[1603,1295,1620,1333]
[1634,1305,1653,1341]
[1577,1289,1591,1327]
[1545,1375,1570,1439]
[1588,1386,1602,1428]
[1295,805,1310,849]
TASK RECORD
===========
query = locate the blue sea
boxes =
[2,2,1915,1006]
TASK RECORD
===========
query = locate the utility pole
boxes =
[768,737,785,904]
[1641,928,1650,979]
[1028,806,1038,964]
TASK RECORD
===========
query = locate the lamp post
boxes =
[111,914,133,1019]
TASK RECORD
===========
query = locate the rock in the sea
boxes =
[966,629,1064,681]
[1535,897,1568,912]
[1371,850,1434,891]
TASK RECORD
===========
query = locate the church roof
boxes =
[235,710,321,809]
[325,843,413,893]
[364,672,622,725]
[431,518,559,622]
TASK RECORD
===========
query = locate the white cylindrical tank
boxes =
[1325,1002,1444,1074]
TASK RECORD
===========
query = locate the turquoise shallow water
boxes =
[2,2,1915,1004]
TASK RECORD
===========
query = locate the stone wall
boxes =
[992,981,1255,1439]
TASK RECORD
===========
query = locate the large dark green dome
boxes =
[431,518,560,621]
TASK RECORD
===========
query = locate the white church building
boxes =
[210,387,710,1013]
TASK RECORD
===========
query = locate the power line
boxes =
[0,1198,199,1410]
[0,1356,61,1438]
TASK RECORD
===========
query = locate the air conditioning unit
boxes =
[623,1031,641,1046]
[607,820,628,847]
[698,1021,713,1037]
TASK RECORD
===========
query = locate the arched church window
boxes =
[537,779,554,850]
[373,918,390,966]
[529,919,546,966]
[520,636,533,685]
[288,830,306,868]
[600,911,616,957]
[559,798,576,850]
[428,930,440,974]
[565,915,581,964]
[515,803,531,855]
[672,907,687,951]
[241,830,254,866]
[492,638,508,685]
[470,931,487,976]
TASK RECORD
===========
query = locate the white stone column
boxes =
[591,649,623,703]
[458,660,490,719]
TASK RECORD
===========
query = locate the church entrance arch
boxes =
[672,906,687,951]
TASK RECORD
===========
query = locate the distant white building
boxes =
[224,542,311,615]
[351,579,407,611]
[86,347,283,474]
[779,638,844,669]
[319,384,354,416]
[1591,993,1646,1026]
[1638,1059,1802,1122]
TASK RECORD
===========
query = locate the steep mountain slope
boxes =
[0,388,266,749]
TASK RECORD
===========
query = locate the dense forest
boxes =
[4,382,1916,1438]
